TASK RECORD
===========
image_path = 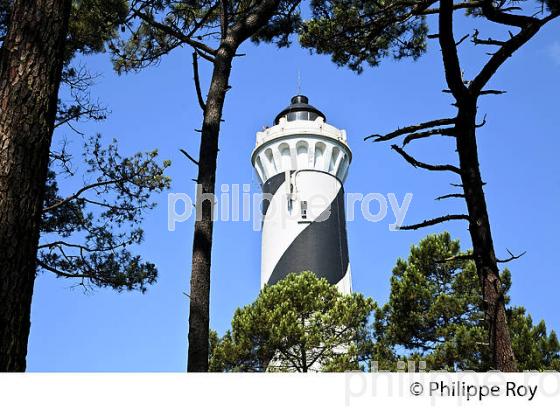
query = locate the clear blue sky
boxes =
[27,12,560,371]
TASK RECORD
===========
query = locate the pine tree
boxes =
[376,233,560,371]
[39,135,171,292]
[0,0,146,371]
[210,271,376,372]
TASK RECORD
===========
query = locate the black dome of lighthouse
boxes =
[274,95,326,125]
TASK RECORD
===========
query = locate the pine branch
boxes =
[435,253,474,263]
[476,114,488,128]
[435,193,465,200]
[496,249,527,263]
[37,259,97,281]
[179,148,200,166]
[192,52,206,111]
[133,10,217,60]
[472,29,506,46]
[365,118,455,142]
[480,0,538,28]
[402,126,456,146]
[455,33,469,46]
[42,178,126,213]
[418,1,482,15]
[397,214,470,230]
[480,90,507,95]
[391,144,462,174]
[469,7,560,94]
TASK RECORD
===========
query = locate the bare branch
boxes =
[469,6,560,94]
[476,114,488,128]
[365,118,455,142]
[192,52,206,111]
[180,148,200,166]
[398,214,470,230]
[472,29,506,46]
[455,33,469,46]
[402,126,456,146]
[194,48,216,63]
[496,249,527,263]
[473,37,505,46]
[391,144,462,174]
[480,89,507,95]
[54,106,106,129]
[480,0,538,28]
[435,193,465,200]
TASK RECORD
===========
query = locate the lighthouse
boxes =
[252,95,352,294]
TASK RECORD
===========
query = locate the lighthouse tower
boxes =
[252,95,352,294]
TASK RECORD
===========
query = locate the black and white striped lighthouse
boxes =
[252,95,352,294]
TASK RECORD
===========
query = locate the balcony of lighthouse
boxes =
[252,115,352,185]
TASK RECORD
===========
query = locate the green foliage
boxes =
[111,0,302,73]
[375,233,560,371]
[210,271,376,372]
[250,1,302,48]
[378,233,489,370]
[509,307,560,371]
[301,0,429,73]
[1,0,126,59]
[210,236,558,372]
[2,1,125,135]
[1,1,169,293]
[66,0,128,60]
[39,134,171,292]
[300,0,559,73]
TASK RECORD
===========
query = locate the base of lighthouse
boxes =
[260,169,352,294]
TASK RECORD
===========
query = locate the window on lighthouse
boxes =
[264,148,277,175]
[279,143,291,171]
[314,142,326,170]
[300,201,308,219]
[296,142,309,169]
[329,147,341,174]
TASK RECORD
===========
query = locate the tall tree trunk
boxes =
[187,44,235,372]
[0,0,71,372]
[185,0,287,372]
[455,100,517,371]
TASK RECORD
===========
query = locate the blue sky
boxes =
[27,12,560,371]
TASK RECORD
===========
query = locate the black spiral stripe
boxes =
[263,171,350,287]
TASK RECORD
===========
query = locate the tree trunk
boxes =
[0,0,71,372]
[185,0,288,372]
[187,44,235,372]
[455,100,517,371]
